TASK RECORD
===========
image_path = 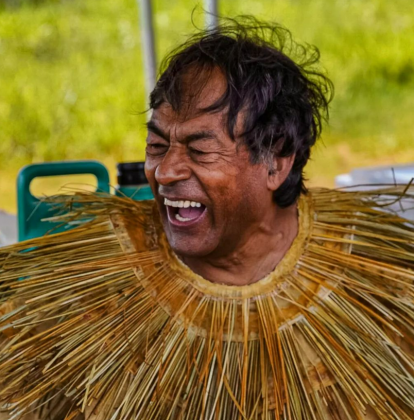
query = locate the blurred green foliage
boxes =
[0,0,414,211]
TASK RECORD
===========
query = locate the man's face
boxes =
[144,71,276,259]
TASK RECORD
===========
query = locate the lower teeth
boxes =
[175,213,192,222]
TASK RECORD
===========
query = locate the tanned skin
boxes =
[145,69,298,286]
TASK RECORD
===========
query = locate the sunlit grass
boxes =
[1,0,413,213]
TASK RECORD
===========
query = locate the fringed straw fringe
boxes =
[0,187,413,419]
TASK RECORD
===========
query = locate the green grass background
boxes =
[1,0,413,212]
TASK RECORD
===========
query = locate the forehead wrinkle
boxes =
[154,102,227,131]
[183,130,217,143]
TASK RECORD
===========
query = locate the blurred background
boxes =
[1,0,413,213]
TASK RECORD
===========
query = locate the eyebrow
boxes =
[146,121,169,140]
[146,120,218,143]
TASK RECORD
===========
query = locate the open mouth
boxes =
[164,198,207,226]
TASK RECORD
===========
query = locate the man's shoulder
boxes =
[307,186,414,267]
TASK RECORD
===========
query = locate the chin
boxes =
[166,234,214,259]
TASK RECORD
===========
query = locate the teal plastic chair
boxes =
[17,161,110,242]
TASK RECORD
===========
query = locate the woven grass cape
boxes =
[1,187,414,420]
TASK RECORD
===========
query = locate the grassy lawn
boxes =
[1,0,413,213]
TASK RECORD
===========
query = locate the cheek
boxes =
[144,159,158,188]
[206,170,246,219]
[218,166,269,216]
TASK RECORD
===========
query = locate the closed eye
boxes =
[189,148,207,155]
[146,143,168,155]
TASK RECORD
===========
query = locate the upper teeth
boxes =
[164,198,202,208]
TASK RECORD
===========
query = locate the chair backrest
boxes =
[17,161,110,242]
[335,163,414,221]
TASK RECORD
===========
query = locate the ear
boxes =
[266,153,296,192]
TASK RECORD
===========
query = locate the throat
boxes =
[182,244,285,286]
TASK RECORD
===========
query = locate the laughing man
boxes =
[1,18,414,420]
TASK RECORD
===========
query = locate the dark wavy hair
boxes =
[150,17,334,207]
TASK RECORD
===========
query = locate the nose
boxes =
[155,146,191,186]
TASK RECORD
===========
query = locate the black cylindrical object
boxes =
[117,162,148,186]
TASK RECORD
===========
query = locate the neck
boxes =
[181,203,299,286]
